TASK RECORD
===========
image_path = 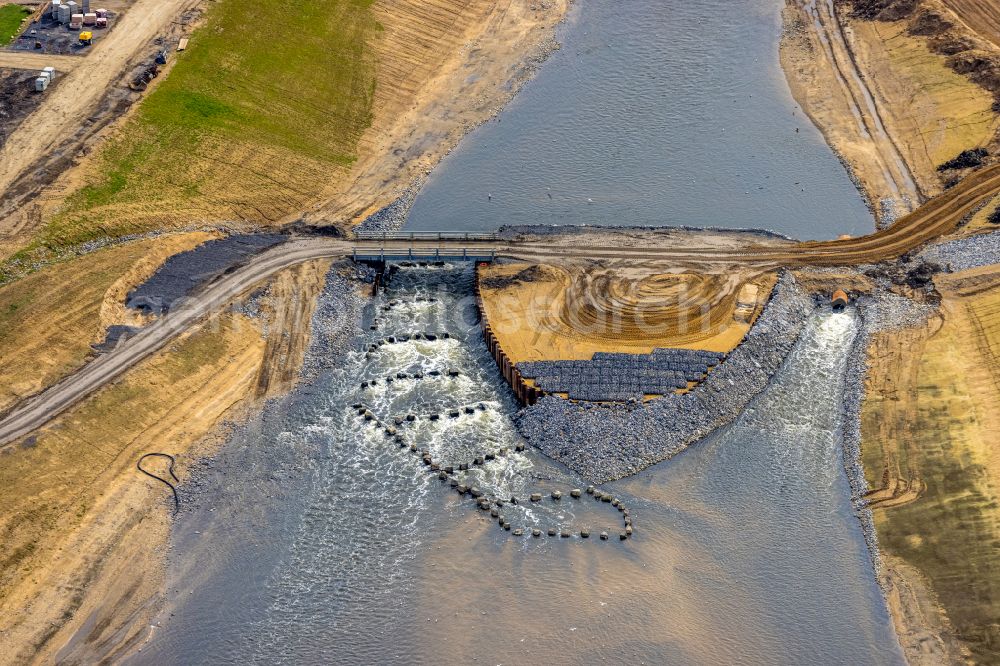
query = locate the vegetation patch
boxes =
[48,0,382,249]
[937,147,988,171]
[0,4,31,46]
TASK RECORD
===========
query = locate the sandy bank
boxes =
[478,261,775,362]
[306,0,571,228]
[780,0,1000,224]
[0,258,335,663]
[858,260,1000,663]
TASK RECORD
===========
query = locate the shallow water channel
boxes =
[133,265,902,664]
[405,0,874,239]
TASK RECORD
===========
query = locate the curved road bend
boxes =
[2,163,1000,446]
[0,240,351,448]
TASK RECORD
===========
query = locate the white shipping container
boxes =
[38,71,52,83]
[43,66,56,81]
[35,77,49,92]
[51,0,62,19]
[57,4,70,22]
[83,12,95,25]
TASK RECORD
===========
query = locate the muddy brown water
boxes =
[404,0,874,240]
[130,266,902,664]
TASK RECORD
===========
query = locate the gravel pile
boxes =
[300,262,373,378]
[516,274,814,482]
[127,234,287,314]
[91,324,142,353]
[918,230,1000,272]
[354,181,424,235]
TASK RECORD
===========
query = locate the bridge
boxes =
[352,231,499,262]
[2,163,1000,447]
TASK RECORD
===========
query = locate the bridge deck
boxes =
[352,247,496,262]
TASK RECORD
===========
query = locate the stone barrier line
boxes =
[350,404,635,541]
[388,399,488,425]
[359,368,462,391]
[366,332,453,349]
[379,296,439,312]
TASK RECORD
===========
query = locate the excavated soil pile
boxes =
[0,69,46,148]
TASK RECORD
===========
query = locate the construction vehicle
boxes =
[78,30,92,45]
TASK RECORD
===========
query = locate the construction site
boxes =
[0,0,998,663]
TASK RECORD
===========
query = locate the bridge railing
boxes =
[352,247,497,262]
[354,231,500,242]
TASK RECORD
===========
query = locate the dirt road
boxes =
[0,52,81,72]
[0,0,199,203]
[2,162,1000,446]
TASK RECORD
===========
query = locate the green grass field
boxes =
[46,0,381,248]
[0,4,31,45]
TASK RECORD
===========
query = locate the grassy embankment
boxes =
[0,4,30,45]
[36,0,380,251]
[862,268,1000,663]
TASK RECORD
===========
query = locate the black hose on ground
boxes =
[137,452,180,514]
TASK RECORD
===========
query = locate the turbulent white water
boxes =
[133,268,902,665]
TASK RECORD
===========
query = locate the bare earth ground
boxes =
[0,52,79,72]
[862,264,1000,664]
[0,258,330,663]
[780,0,999,220]
[942,0,1000,48]
[0,232,216,413]
[0,0,200,210]
[848,17,1000,185]
[478,261,776,362]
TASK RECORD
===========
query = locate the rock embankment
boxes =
[918,230,1000,272]
[354,181,423,235]
[516,274,814,483]
[126,234,287,314]
[301,263,373,378]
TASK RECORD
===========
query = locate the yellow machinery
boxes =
[79,31,92,45]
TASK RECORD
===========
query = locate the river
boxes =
[130,0,899,660]
[404,0,874,239]
[131,265,902,664]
